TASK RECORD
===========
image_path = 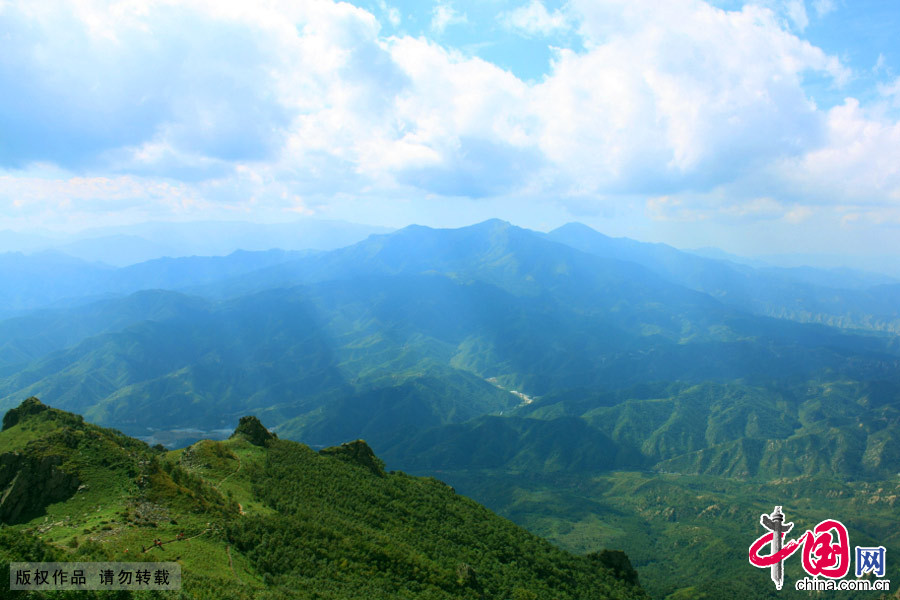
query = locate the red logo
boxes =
[749,507,851,586]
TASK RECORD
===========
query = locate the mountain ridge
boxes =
[0,398,648,599]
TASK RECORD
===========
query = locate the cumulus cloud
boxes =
[784,0,809,31]
[646,193,809,224]
[376,0,401,27]
[0,170,208,228]
[812,0,836,18]
[774,98,900,206]
[879,77,900,108]
[1,0,898,237]
[502,1,569,36]
[532,0,848,197]
[431,3,466,34]
[0,0,301,173]
[744,0,812,31]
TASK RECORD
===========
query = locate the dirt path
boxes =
[140,526,210,553]
[226,544,242,582]
[214,453,243,491]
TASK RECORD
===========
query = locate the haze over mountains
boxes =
[0,218,392,267]
[1,219,899,598]
[2,220,899,451]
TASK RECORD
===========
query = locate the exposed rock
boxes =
[3,397,49,431]
[230,416,277,447]
[0,451,80,524]
[2,397,84,432]
[319,440,386,477]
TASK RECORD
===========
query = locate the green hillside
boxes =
[382,378,900,599]
[2,222,900,600]
[0,398,647,599]
[3,222,898,450]
[434,468,900,600]
[384,379,900,480]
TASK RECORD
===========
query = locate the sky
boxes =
[1,0,899,258]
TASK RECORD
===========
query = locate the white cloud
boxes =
[502,1,569,36]
[375,1,400,27]
[0,170,209,228]
[531,0,848,196]
[774,98,900,205]
[646,193,811,224]
[879,76,900,108]
[784,0,809,31]
[1,0,898,240]
[375,37,539,196]
[812,0,836,18]
[744,0,810,32]
[431,3,466,34]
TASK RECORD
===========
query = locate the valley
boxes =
[1,220,899,598]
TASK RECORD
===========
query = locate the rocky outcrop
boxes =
[230,416,277,447]
[2,397,50,431]
[2,396,84,432]
[319,440,386,477]
[0,451,80,524]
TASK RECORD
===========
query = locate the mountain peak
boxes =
[319,439,386,477]
[550,222,608,239]
[472,218,512,229]
[3,397,52,431]
[230,415,277,446]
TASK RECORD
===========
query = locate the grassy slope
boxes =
[0,399,647,600]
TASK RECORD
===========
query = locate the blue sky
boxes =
[1,0,899,259]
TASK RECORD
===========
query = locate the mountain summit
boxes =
[230,415,277,446]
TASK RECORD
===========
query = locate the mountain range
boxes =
[0,219,392,267]
[1,219,898,598]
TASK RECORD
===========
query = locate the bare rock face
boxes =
[0,452,80,524]
[319,440,386,477]
[230,416,277,447]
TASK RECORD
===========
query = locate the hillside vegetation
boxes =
[0,398,647,599]
[2,221,900,599]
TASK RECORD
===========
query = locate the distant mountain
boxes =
[2,220,898,451]
[548,222,900,332]
[0,398,647,599]
[384,378,900,480]
[54,233,179,266]
[0,248,308,316]
[3,220,900,599]
[0,289,210,373]
[0,251,115,318]
[0,229,56,253]
[19,218,393,266]
[686,246,769,267]
[757,251,900,279]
